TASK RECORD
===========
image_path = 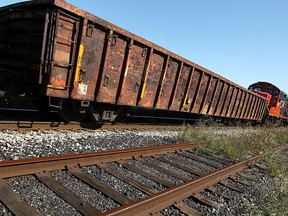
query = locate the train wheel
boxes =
[57,99,86,122]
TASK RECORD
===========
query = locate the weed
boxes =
[181,126,288,161]
[180,126,288,215]
[245,156,288,216]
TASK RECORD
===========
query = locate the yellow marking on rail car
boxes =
[73,8,80,13]
[74,44,84,83]
[141,82,147,99]
[251,110,255,118]
[241,109,245,117]
[227,105,231,115]
[183,93,188,106]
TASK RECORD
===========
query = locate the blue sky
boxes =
[1,0,288,92]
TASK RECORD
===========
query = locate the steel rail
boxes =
[0,142,204,179]
[0,121,88,130]
[101,144,288,216]
[0,120,184,131]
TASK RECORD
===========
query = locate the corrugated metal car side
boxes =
[49,0,267,121]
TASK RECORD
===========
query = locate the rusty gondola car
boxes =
[0,0,267,123]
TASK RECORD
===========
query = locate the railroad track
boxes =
[0,120,185,131]
[0,119,241,132]
[1,142,287,215]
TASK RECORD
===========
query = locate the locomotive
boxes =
[0,0,268,124]
[249,82,288,124]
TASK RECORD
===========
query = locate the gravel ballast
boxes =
[1,127,287,215]
[0,129,180,215]
[0,129,180,160]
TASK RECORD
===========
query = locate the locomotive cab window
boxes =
[263,88,273,95]
[273,90,279,98]
[250,87,262,91]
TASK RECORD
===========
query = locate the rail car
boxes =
[0,0,267,123]
[249,82,288,124]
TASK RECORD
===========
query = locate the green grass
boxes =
[181,126,288,161]
[265,153,288,177]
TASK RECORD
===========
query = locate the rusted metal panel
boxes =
[221,85,234,117]
[251,96,258,119]
[234,90,242,118]
[259,99,266,120]
[220,84,232,117]
[71,22,107,101]
[183,69,200,113]
[239,91,249,119]
[243,92,252,119]
[252,97,260,119]
[168,62,183,109]
[199,74,212,114]
[96,32,128,103]
[214,82,228,116]
[243,93,251,119]
[253,96,260,119]
[226,87,239,118]
[155,58,179,109]
[245,94,255,119]
[138,50,165,108]
[239,92,248,118]
[253,97,261,119]
[255,98,263,120]
[206,78,219,115]
[259,100,266,120]
[242,93,251,118]
[234,89,244,118]
[260,100,266,119]
[251,97,258,119]
[230,89,241,118]
[255,100,261,120]
[179,66,194,112]
[260,101,266,119]
[153,56,169,108]
[190,71,204,113]
[227,87,238,117]
[117,42,148,105]
[115,40,133,104]
[199,76,215,115]
[46,11,80,98]
[170,64,191,111]
[207,79,221,115]
[213,81,227,116]
[192,72,210,114]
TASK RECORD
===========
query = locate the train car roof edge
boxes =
[250,81,287,96]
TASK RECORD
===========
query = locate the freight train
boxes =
[0,0,285,125]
